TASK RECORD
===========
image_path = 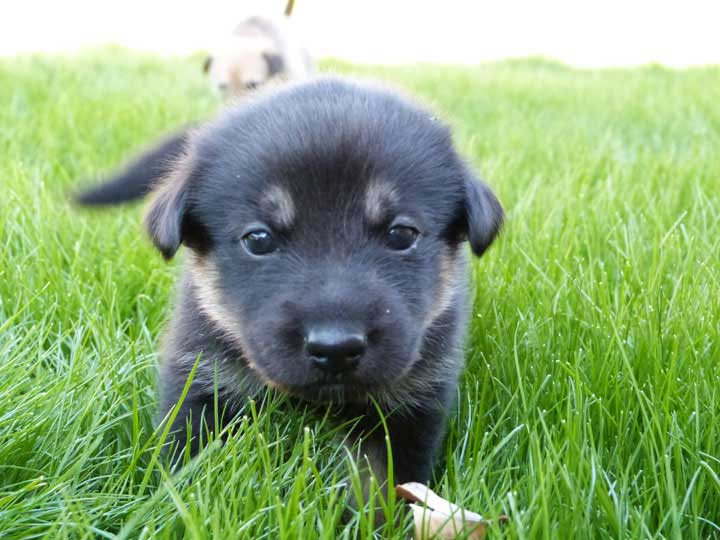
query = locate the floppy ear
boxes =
[262,52,285,78]
[202,56,212,74]
[463,172,504,257]
[144,152,200,260]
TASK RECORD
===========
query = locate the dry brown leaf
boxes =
[395,482,495,540]
[409,504,488,540]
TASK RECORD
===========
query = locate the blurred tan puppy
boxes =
[203,0,313,97]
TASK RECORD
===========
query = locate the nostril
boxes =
[338,335,367,358]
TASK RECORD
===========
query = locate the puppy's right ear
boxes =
[203,56,213,74]
[462,171,504,258]
[144,152,200,260]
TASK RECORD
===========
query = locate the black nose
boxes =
[305,325,367,374]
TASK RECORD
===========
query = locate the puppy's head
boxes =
[146,78,503,403]
[203,37,285,97]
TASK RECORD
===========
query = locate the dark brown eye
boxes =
[242,229,276,256]
[386,225,419,251]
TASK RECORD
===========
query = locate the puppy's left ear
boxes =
[263,52,285,78]
[144,151,204,260]
[203,56,213,74]
[462,171,504,257]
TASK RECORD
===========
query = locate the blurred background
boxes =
[1,0,718,67]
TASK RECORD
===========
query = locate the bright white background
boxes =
[1,0,718,67]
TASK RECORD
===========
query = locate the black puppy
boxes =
[79,78,503,488]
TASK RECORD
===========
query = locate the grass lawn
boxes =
[1,49,719,539]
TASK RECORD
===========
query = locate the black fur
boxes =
[262,52,286,79]
[74,130,189,206]
[88,78,503,488]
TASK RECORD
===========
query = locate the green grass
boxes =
[1,48,719,539]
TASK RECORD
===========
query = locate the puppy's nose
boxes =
[305,325,367,374]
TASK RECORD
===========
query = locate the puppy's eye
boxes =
[245,81,259,91]
[242,229,276,255]
[386,225,419,251]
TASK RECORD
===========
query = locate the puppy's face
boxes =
[203,39,285,97]
[146,79,503,403]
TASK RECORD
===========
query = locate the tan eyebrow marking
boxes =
[364,179,398,224]
[260,184,295,229]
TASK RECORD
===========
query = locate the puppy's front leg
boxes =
[354,404,449,489]
[172,396,217,457]
[159,373,224,460]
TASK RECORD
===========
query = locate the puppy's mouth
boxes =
[243,327,423,404]
[286,378,376,404]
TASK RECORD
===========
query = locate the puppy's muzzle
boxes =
[305,323,367,374]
